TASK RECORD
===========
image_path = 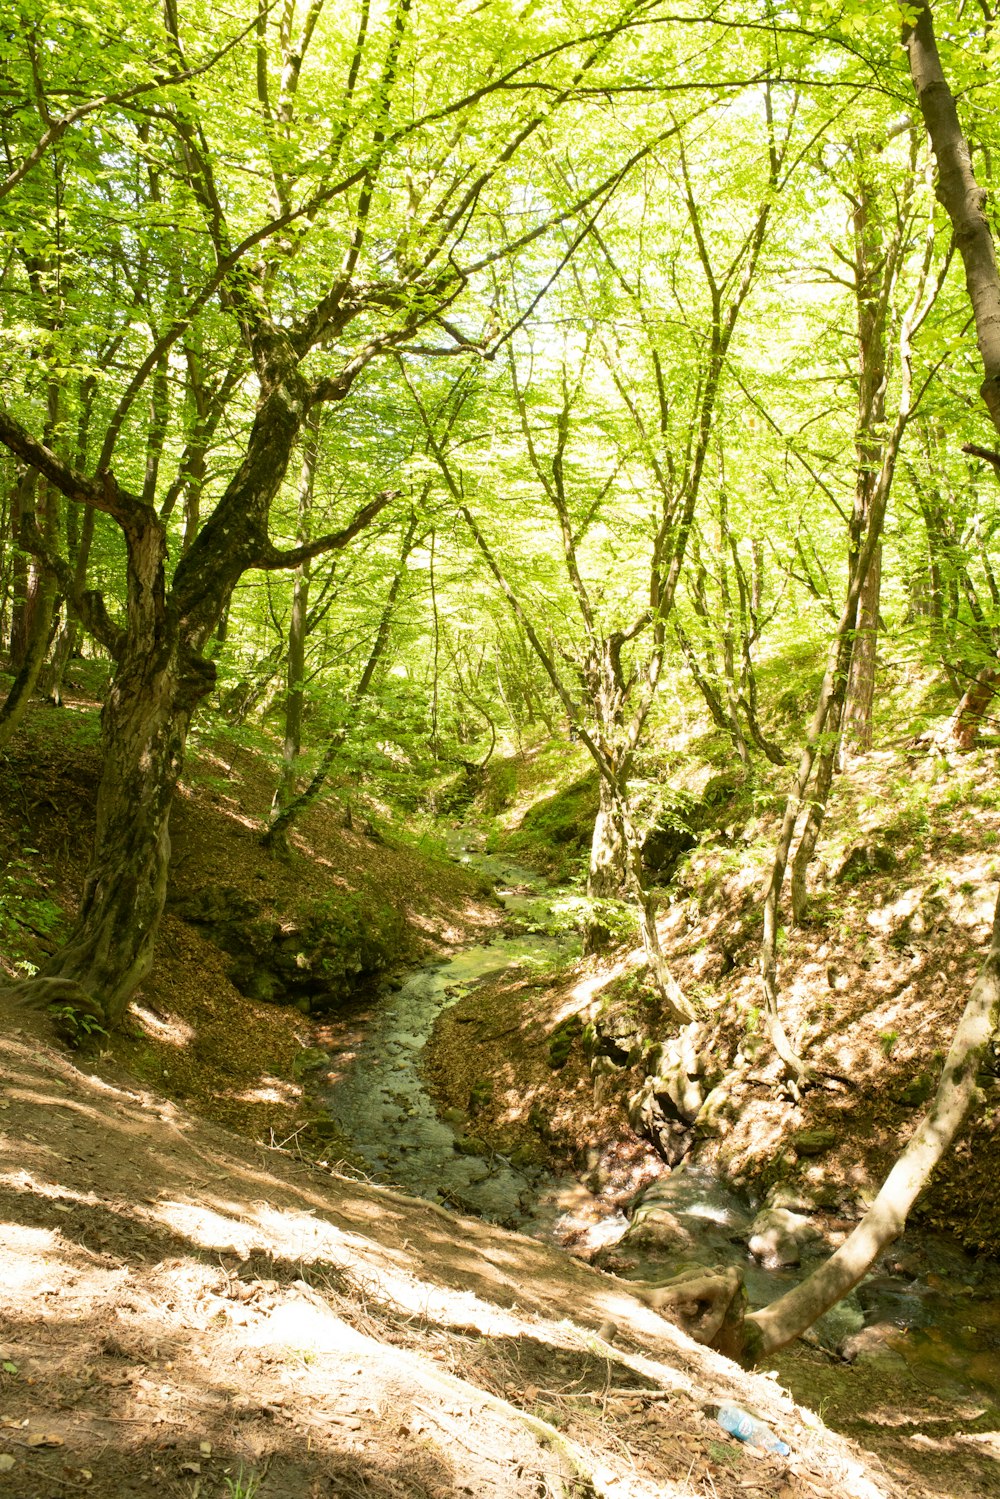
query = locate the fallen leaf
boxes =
[27,1433,64,1448]
[198,1441,212,1456]
[179,1461,201,1475]
[0,1454,15,1472]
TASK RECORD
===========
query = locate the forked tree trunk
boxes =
[0,364,380,1028]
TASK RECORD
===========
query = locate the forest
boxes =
[3,0,1000,1495]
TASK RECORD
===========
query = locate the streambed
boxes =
[315,837,1000,1413]
[314,843,580,1223]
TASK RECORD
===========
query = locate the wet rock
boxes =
[749,1206,823,1268]
[548,1014,583,1070]
[791,1127,838,1157]
[619,1202,693,1255]
[839,1321,900,1363]
[454,1135,489,1156]
[894,1072,934,1108]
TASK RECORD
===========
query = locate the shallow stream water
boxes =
[315,840,581,1224]
[316,834,1000,1410]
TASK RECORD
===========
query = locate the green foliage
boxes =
[223,1469,262,1499]
[0,855,63,972]
[879,1029,901,1058]
[48,1004,109,1048]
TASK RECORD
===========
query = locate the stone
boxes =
[767,1177,841,1212]
[839,1321,900,1363]
[836,842,896,885]
[621,1205,694,1255]
[510,1141,546,1168]
[548,1015,583,1069]
[454,1135,489,1156]
[791,1127,838,1156]
[894,1073,934,1108]
[748,1207,823,1269]
[291,1047,329,1077]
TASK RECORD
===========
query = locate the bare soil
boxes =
[0,1019,920,1499]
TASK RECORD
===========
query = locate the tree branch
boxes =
[255,491,397,569]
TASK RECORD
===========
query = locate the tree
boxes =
[0,0,685,1030]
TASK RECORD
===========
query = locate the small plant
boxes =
[878,1029,899,1058]
[223,1468,262,1499]
[48,1004,109,1047]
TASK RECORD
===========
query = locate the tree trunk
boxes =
[269,413,319,839]
[905,2,1000,431]
[36,641,211,1028]
[0,571,57,750]
[946,664,1000,748]
[6,469,36,667]
[842,542,882,755]
[619,795,696,1023]
[587,776,626,898]
[263,511,417,852]
[584,774,627,953]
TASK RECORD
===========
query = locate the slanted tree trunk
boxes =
[704,0,1000,1361]
[743,889,1000,1357]
[947,665,1000,747]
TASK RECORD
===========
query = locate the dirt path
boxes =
[0,1017,923,1499]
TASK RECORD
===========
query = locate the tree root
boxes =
[631,1266,747,1360]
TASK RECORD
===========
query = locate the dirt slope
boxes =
[0,1018,911,1499]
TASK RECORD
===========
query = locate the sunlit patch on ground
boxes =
[129,1003,195,1046]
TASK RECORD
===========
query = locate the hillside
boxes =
[0,1016,932,1499]
[2,698,1000,1495]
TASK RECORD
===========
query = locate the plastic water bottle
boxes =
[717,1404,790,1456]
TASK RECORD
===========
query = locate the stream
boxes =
[315,835,1000,1413]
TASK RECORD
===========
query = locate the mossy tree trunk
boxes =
[0,355,389,1028]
